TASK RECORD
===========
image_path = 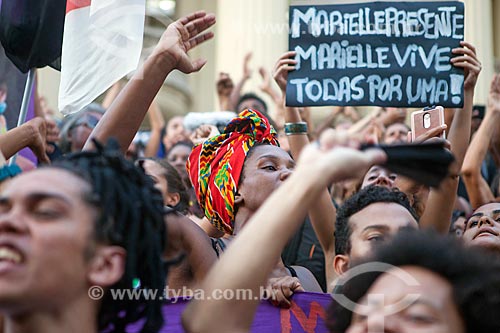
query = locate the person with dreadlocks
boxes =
[79,8,311,303]
[186,108,322,295]
[62,10,218,299]
[0,139,166,333]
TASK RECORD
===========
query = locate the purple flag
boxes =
[116,292,331,333]
[18,79,37,164]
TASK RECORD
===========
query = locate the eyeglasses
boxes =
[71,114,100,130]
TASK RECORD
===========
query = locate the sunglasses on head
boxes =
[71,114,100,130]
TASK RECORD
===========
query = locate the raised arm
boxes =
[0,117,53,163]
[216,72,235,111]
[182,134,385,333]
[273,51,337,261]
[259,67,282,105]
[101,81,123,109]
[273,51,308,155]
[348,108,382,136]
[447,42,480,166]
[227,52,252,112]
[419,41,481,233]
[143,101,165,158]
[83,11,216,152]
[462,74,500,208]
[259,67,285,128]
[315,107,343,136]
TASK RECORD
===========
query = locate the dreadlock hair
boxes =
[137,158,190,215]
[50,139,166,333]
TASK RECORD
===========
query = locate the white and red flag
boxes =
[59,0,145,115]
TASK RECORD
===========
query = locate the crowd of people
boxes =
[0,9,499,333]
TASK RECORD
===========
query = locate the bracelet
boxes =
[0,164,22,182]
[284,122,308,136]
[0,102,7,115]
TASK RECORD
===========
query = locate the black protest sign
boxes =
[286,1,465,108]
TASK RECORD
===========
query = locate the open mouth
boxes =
[0,246,23,264]
[474,228,499,240]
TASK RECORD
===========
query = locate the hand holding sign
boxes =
[287,1,465,108]
[273,51,298,95]
[265,276,304,309]
[451,41,481,92]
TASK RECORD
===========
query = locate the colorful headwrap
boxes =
[187,109,279,234]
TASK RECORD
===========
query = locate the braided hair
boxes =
[51,139,166,333]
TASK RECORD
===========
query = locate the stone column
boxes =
[463,0,495,105]
[38,68,61,117]
[492,0,500,70]
[175,0,218,114]
[215,0,289,113]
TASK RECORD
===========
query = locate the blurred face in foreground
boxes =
[0,170,94,312]
[347,266,465,333]
[0,169,123,316]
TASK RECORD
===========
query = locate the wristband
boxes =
[0,102,7,115]
[0,164,22,182]
[284,122,308,136]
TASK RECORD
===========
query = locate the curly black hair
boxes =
[51,139,166,333]
[328,230,500,333]
[335,185,418,255]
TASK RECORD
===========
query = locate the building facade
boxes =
[38,0,500,124]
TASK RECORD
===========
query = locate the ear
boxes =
[407,193,415,206]
[165,192,180,207]
[234,192,244,206]
[87,246,126,287]
[333,254,350,276]
[66,127,73,141]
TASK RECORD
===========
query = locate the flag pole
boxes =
[9,68,36,166]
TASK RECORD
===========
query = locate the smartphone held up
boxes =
[410,106,446,141]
